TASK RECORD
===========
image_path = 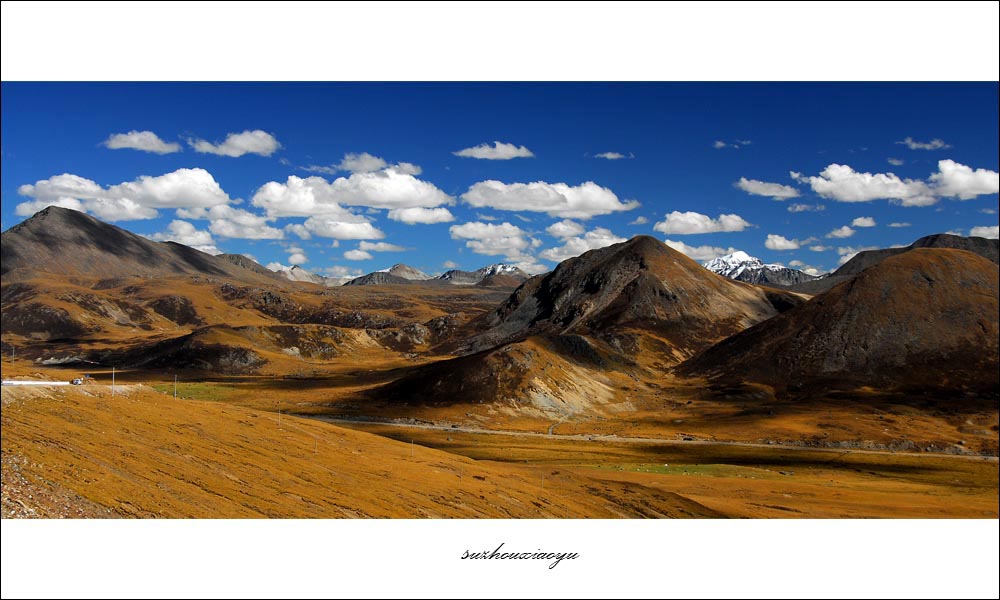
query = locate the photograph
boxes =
[1,3,997,599]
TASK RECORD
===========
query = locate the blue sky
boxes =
[2,82,997,280]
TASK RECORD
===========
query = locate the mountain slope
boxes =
[679,248,1000,394]
[789,233,1000,294]
[1,207,278,285]
[704,251,819,286]
[379,264,429,281]
[437,264,529,285]
[458,236,802,358]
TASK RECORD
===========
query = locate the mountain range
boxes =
[703,251,819,287]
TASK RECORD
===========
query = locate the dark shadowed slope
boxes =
[679,248,1000,395]
[789,233,999,295]
[1,207,280,285]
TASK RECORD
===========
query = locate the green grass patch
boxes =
[150,382,242,403]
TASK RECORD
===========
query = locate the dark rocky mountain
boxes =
[451,236,804,358]
[788,233,1000,295]
[679,248,999,395]
[475,273,526,288]
[344,272,415,286]
[1,206,280,285]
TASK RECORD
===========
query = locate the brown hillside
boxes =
[458,236,802,360]
[679,248,1000,395]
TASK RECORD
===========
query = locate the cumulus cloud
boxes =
[253,170,452,218]
[300,216,385,240]
[320,265,364,280]
[176,205,284,240]
[713,140,751,149]
[826,225,856,239]
[461,180,638,219]
[387,207,455,224]
[103,130,181,154]
[358,241,406,252]
[788,203,825,213]
[896,137,950,151]
[303,152,423,176]
[765,234,801,250]
[344,249,373,261]
[188,129,281,157]
[663,239,739,261]
[653,211,752,235]
[545,219,586,239]
[809,245,832,252]
[449,221,536,261]
[929,159,1000,200]
[792,164,935,206]
[735,177,800,200]
[149,220,221,255]
[442,260,459,269]
[887,158,904,166]
[981,208,997,214]
[539,227,626,262]
[288,252,308,265]
[266,262,289,272]
[16,168,230,221]
[453,141,534,160]
[794,160,998,207]
[594,152,632,160]
[629,216,649,225]
[888,222,911,228]
[851,216,876,228]
[970,225,999,239]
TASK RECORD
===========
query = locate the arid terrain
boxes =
[2,207,997,518]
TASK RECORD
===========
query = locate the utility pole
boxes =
[174,374,177,400]
[112,366,115,397]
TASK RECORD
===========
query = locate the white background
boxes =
[2,2,998,598]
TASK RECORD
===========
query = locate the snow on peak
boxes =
[703,251,764,277]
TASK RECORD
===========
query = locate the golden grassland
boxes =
[3,361,996,518]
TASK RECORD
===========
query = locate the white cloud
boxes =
[442,260,459,269]
[320,265,364,280]
[453,141,534,160]
[851,217,876,228]
[358,241,406,252]
[794,160,998,206]
[188,129,281,157]
[300,216,385,240]
[788,260,824,276]
[653,211,752,235]
[629,216,649,225]
[449,221,535,260]
[149,220,221,255]
[713,140,751,149]
[765,234,801,251]
[787,203,825,213]
[288,252,308,265]
[103,130,181,154]
[16,168,230,221]
[176,205,284,240]
[303,152,423,177]
[929,159,1000,200]
[888,222,911,228]
[981,208,997,215]
[595,152,631,160]
[545,219,586,239]
[252,169,452,218]
[539,227,626,262]
[266,262,289,272]
[836,245,879,265]
[887,158,904,166]
[809,245,832,252]
[826,225,856,239]
[344,249,373,261]
[970,225,999,239]
[461,180,638,219]
[792,164,935,206]
[896,137,950,151]
[663,239,739,261]
[735,177,800,200]
[387,206,455,224]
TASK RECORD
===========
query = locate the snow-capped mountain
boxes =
[437,263,530,285]
[704,251,820,287]
[278,265,327,285]
[376,264,430,281]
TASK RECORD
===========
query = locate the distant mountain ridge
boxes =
[437,263,530,285]
[704,251,819,287]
